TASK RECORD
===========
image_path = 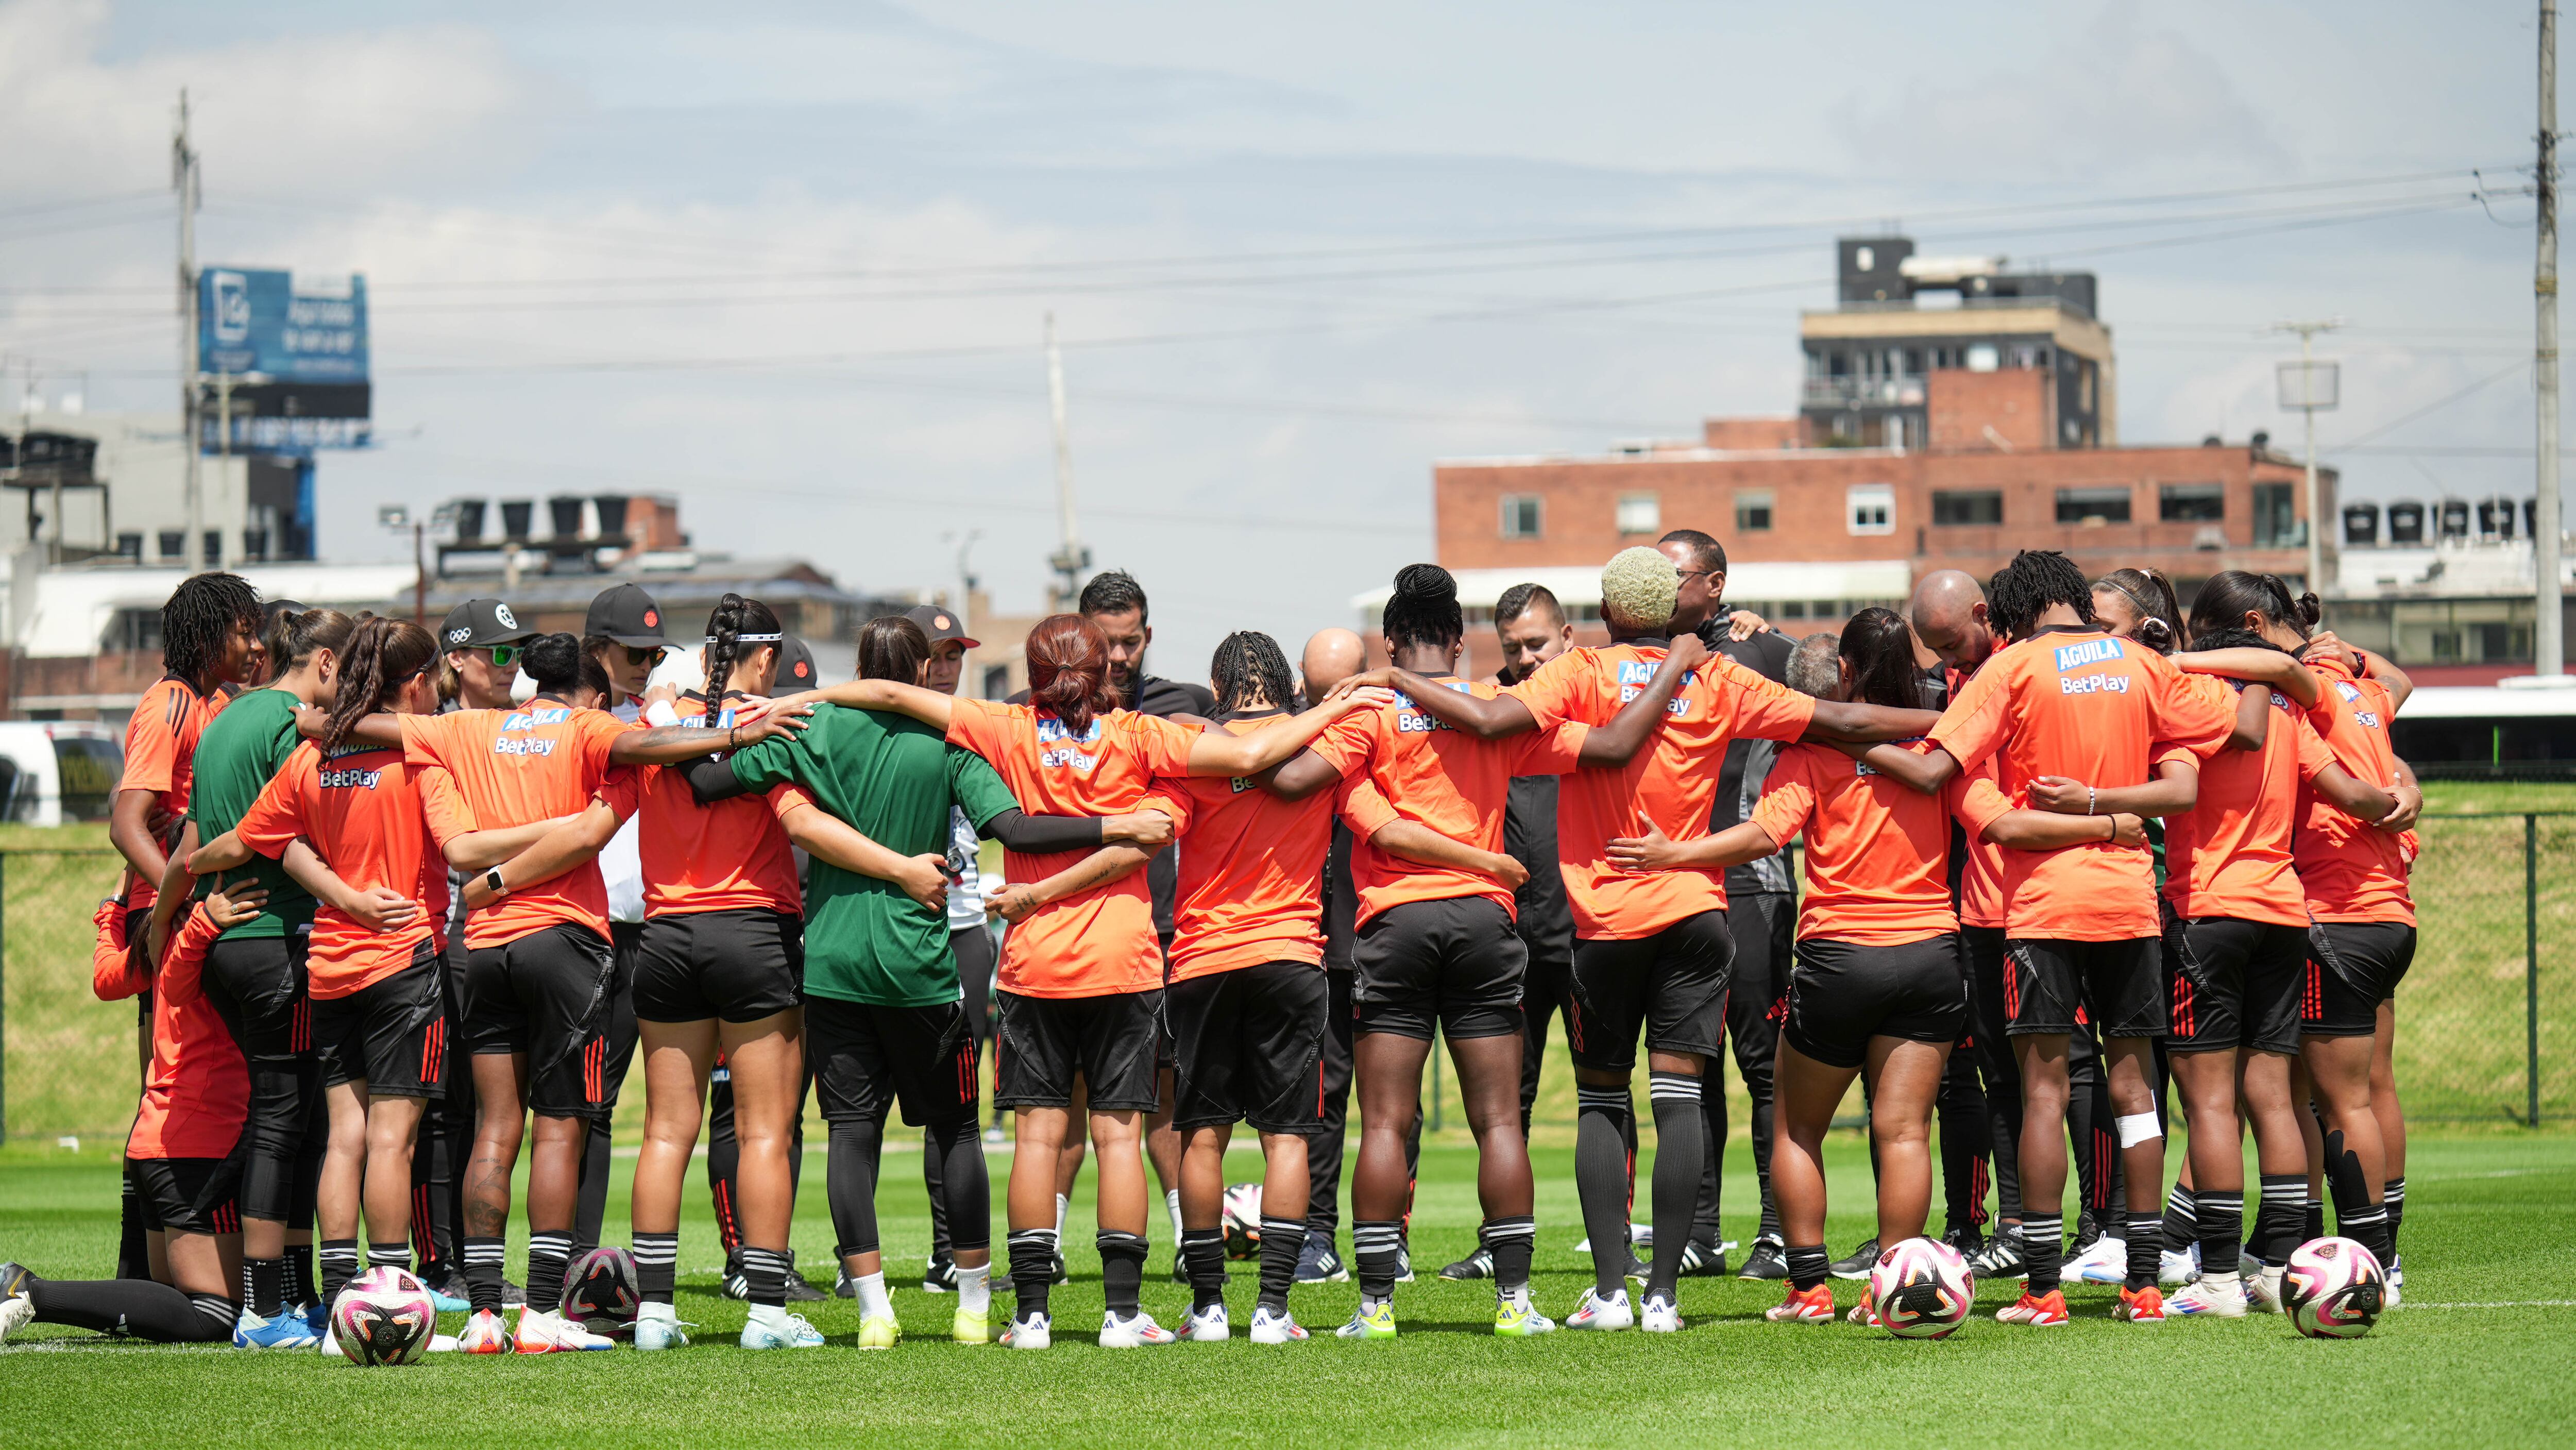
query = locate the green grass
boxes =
[2414,780,2576,816]
[3,1132,2572,1447]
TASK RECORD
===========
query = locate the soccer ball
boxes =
[330,1268,438,1365]
[1868,1236,1976,1339]
[564,1245,641,1335]
[1221,1183,1265,1259]
[2283,1236,2385,1339]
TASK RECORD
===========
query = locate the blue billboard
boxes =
[198,268,368,381]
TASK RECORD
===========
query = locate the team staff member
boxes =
[1292,626,1371,1286]
[785,614,1385,1350]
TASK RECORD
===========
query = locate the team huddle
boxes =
[0,528,2422,1354]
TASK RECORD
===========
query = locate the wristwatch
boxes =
[483,868,508,900]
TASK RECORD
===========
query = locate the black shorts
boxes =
[2164,915,2307,1056]
[129,1154,243,1236]
[1352,896,1526,1042]
[809,995,980,1128]
[312,945,445,1096]
[2003,936,2163,1039]
[632,909,804,1024]
[2303,921,2417,1038]
[1168,961,1329,1133]
[1784,935,1967,1070]
[462,923,616,1118]
[1566,910,1733,1072]
[203,931,312,1057]
[993,989,1164,1112]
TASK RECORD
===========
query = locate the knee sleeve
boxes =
[826,1118,886,1260]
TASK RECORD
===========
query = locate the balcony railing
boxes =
[1802,376,1927,407]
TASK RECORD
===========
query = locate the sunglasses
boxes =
[618,645,664,668]
[483,644,521,669]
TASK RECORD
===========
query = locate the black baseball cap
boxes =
[777,633,820,689]
[902,603,980,649]
[439,598,536,651]
[584,582,674,650]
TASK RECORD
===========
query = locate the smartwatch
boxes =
[483,868,508,900]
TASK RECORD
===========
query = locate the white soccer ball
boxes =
[1221,1182,1265,1259]
[2284,1236,2385,1339]
[1869,1236,1975,1339]
[330,1267,439,1365]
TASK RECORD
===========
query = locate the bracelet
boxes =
[2103,815,2116,842]
[2087,785,2097,815]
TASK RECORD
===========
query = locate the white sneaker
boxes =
[514,1307,615,1353]
[2167,1276,2248,1318]
[319,1328,345,1359]
[425,1334,461,1353]
[1098,1310,1177,1347]
[2239,1247,2263,1279]
[1180,1304,1230,1342]
[2386,1255,2405,1310]
[738,1306,824,1350]
[1638,1292,1683,1333]
[1001,1311,1052,1350]
[2247,1264,2286,1314]
[2159,1246,2198,1288]
[1566,1286,1634,1331]
[634,1304,690,1351]
[2065,1235,2128,1285]
[1248,1306,1308,1344]
[0,1292,31,1344]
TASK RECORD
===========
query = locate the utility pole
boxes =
[173,90,202,571]
[1043,312,1091,611]
[2273,319,2342,597]
[2537,0,2566,679]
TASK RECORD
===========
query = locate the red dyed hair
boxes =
[1024,613,1120,735]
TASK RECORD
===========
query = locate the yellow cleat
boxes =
[953,1304,990,1345]
[858,1313,901,1351]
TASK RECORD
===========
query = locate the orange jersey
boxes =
[1929,628,2235,941]
[1310,678,1587,929]
[946,699,1199,998]
[92,895,147,1003]
[1514,644,1816,938]
[1138,713,1335,981]
[115,677,232,914]
[2296,654,2415,925]
[1752,740,1968,947]
[2155,675,2336,928]
[400,705,637,950]
[636,694,802,918]
[1955,753,2011,929]
[231,740,464,998]
[125,905,247,1161]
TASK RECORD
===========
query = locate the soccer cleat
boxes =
[458,1308,514,1354]
[2247,1264,2286,1314]
[514,1307,615,1353]
[2159,1243,2199,1288]
[0,1291,30,1345]
[857,1313,900,1351]
[633,1304,690,1350]
[921,1251,958,1294]
[501,1277,526,1308]
[2167,1277,2247,1318]
[782,1253,828,1303]
[1249,1306,1310,1343]
[1395,1241,1416,1284]
[953,1303,991,1345]
[1765,1284,1836,1324]
[1566,1286,1635,1330]
[1639,1292,1684,1333]
[1969,1234,2028,1280]
[738,1308,826,1350]
[1439,1245,1495,1280]
[1049,1249,1071,1285]
[232,1307,320,1350]
[1620,1252,1651,1286]
[1495,1299,1556,1337]
[1097,1309,1177,1347]
[319,1326,346,1359]
[721,1249,750,1302]
[0,1262,30,1301]
[1828,1238,1882,1281]
[1995,1289,2071,1327]
[418,1264,472,1312]
[834,1267,856,1300]
[1294,1237,1349,1285]
[2115,1285,2165,1323]
[299,1300,331,1340]
[1737,1239,1790,1281]
[1001,1311,1052,1350]
[1943,1225,1986,1259]
[1675,1238,1732,1277]
[1335,1300,1398,1340]
[426,1334,461,1353]
[1180,1303,1231,1342]
[1845,1298,1882,1328]
[2065,1234,2130,1285]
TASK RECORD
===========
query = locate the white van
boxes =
[0,722,125,826]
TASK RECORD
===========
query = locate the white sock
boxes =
[1166,1188,1183,1246]
[854,1271,892,1319]
[2201,1269,2241,1289]
[1500,1285,1530,1312]
[748,1302,791,1327]
[638,1301,676,1324]
[1054,1193,1070,1238]
[1361,1293,1390,1314]
[957,1263,990,1314]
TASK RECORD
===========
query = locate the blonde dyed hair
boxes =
[1599,546,1679,631]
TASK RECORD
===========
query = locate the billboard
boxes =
[197,268,371,451]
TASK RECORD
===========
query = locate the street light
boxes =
[379,500,454,626]
[2273,321,2342,596]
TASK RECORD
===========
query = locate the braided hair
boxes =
[321,618,436,752]
[159,571,261,685]
[702,593,782,702]
[521,633,584,698]
[1210,631,1295,713]
[1985,550,2095,642]
[1380,563,1462,654]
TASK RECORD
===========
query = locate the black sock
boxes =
[367,1241,412,1273]
[2162,1184,2198,1247]
[1257,1216,1303,1313]
[2303,1194,2326,1245]
[826,1118,886,1266]
[2256,1176,2306,1267]
[244,1255,285,1318]
[1482,1216,1536,1299]
[116,1170,149,1282]
[1574,1084,1635,1296]
[526,1232,573,1314]
[2021,1213,2064,1293]
[633,1232,678,1306]
[1646,1073,1704,1299]
[739,1245,790,1309]
[2340,1203,2393,1263]
[28,1277,237,1342]
[317,1239,360,1306]
[1181,1227,1227,1312]
[573,1120,611,1259]
[1097,1230,1148,1316]
[2196,1192,2244,1277]
[284,1243,315,1309]
[2319,1128,2388,1260]
[1008,1229,1057,1318]
[462,1237,505,1314]
[2384,1177,2406,1258]
[1354,1220,1404,1300]
[1786,1243,1829,1293]
[2124,1215,2161,1291]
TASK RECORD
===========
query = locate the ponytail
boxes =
[321,618,436,752]
[262,606,355,675]
[1024,613,1118,736]
[2189,569,2315,647]
[702,593,782,702]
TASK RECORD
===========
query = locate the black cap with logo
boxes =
[901,603,980,649]
[777,633,820,689]
[584,582,674,650]
[438,598,536,651]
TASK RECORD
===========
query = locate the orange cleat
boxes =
[2115,1285,2165,1323]
[1766,1283,1837,1324]
[1845,1297,1883,1328]
[1995,1288,2071,1326]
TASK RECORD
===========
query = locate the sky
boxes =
[0,0,2557,681]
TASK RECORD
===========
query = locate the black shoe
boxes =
[418,1263,471,1305]
[922,1251,959,1294]
[781,1250,828,1303]
[1969,1234,2028,1280]
[1675,1238,1729,1277]
[1737,1239,1790,1280]
[1171,1251,1228,1287]
[0,1260,32,1301]
[500,1277,526,1308]
[1829,1238,1881,1280]
[1622,1251,1651,1285]
[834,1267,857,1300]
[720,1248,750,1302]
[1439,1246,1495,1281]
[1051,1249,1069,1285]
[2072,1210,2102,1254]
[1943,1225,1986,1259]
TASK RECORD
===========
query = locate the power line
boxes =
[2322,360,2532,454]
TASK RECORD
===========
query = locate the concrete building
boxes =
[2,407,287,568]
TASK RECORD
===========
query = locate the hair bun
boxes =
[2294,591,2323,630]
[2136,617,2177,653]
[1392,563,1456,606]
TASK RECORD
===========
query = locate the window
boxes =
[52,736,124,822]
[2253,482,2296,547]
[115,532,143,563]
[157,530,185,561]
[2159,483,2225,522]
[2056,486,2131,525]
[1781,600,1807,619]
[1616,493,1662,535]
[1847,484,1894,535]
[1965,343,1999,373]
[1499,495,1543,539]
[1932,490,2004,526]
[101,609,163,655]
[1735,491,1774,532]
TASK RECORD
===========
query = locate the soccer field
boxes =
[4,1134,2572,1447]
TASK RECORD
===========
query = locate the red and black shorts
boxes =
[2163,914,2307,1056]
[129,1152,244,1237]
[1784,934,1966,1070]
[2302,920,2416,1038]
[632,908,804,1024]
[1167,960,1329,1134]
[462,923,616,1119]
[808,994,980,1129]
[1566,909,1733,1072]
[992,988,1163,1113]
[2003,936,2163,1039]
[313,941,447,1095]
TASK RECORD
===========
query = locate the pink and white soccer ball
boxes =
[1868,1236,1976,1339]
[1222,1182,1265,1259]
[330,1266,439,1365]
[2283,1236,2385,1339]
